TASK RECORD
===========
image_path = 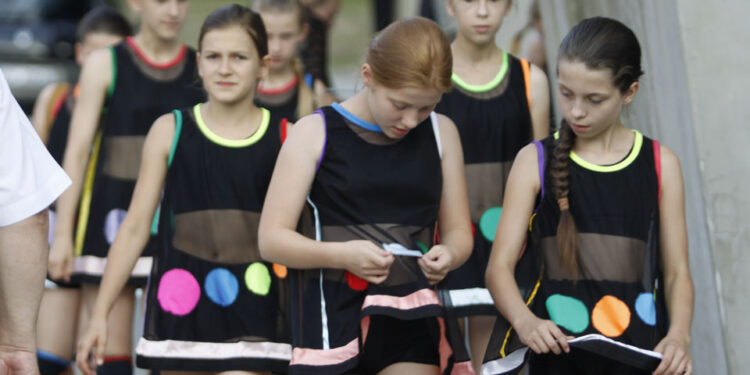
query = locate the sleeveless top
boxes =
[137,104,291,372]
[45,85,74,165]
[255,74,300,123]
[289,105,461,374]
[436,51,533,316]
[72,37,205,284]
[483,131,669,374]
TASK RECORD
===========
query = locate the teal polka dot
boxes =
[635,293,657,326]
[479,206,503,242]
[545,294,589,334]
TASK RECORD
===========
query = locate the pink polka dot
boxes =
[157,268,200,316]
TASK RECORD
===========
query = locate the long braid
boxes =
[550,119,579,279]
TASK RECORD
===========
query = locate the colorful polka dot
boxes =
[346,271,369,291]
[244,262,271,296]
[635,293,657,326]
[204,268,239,307]
[479,206,503,242]
[273,263,288,279]
[416,241,430,254]
[157,268,200,316]
[592,295,631,337]
[104,208,127,244]
[47,209,56,245]
[545,294,589,334]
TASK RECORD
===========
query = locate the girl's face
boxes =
[447,0,511,46]
[260,11,307,73]
[198,25,269,105]
[557,59,638,139]
[130,0,189,41]
[363,65,442,140]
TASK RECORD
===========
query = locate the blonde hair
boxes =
[366,17,452,92]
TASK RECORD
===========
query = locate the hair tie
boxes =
[558,198,570,211]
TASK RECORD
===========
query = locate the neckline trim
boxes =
[331,102,383,133]
[126,36,187,69]
[193,103,270,148]
[257,75,298,95]
[553,129,643,172]
[451,50,509,93]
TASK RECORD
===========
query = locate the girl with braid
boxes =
[483,17,693,375]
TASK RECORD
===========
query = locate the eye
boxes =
[205,53,218,60]
[588,96,604,104]
[559,89,572,98]
[392,101,407,110]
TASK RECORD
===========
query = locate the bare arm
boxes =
[30,84,57,143]
[418,114,473,284]
[653,146,694,375]
[258,114,393,282]
[485,144,570,355]
[529,64,550,141]
[76,114,172,375]
[49,48,111,280]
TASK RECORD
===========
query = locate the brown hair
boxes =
[251,0,315,116]
[366,17,452,92]
[553,17,643,278]
[198,4,268,58]
[77,6,132,42]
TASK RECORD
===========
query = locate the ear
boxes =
[74,42,83,66]
[259,54,272,81]
[196,52,203,78]
[127,0,142,13]
[361,63,373,88]
[623,81,639,105]
[445,0,455,18]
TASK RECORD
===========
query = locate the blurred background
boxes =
[2,1,748,374]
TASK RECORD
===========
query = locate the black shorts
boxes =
[529,348,651,375]
[352,315,440,375]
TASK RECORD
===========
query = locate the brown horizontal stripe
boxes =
[465,161,513,223]
[321,224,432,287]
[172,209,261,264]
[540,233,646,282]
[101,135,146,181]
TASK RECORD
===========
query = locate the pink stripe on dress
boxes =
[362,288,441,310]
[289,338,358,367]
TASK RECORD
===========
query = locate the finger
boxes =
[549,325,570,353]
[685,361,693,375]
[540,329,562,355]
[95,338,106,368]
[665,350,685,375]
[533,335,550,354]
[654,344,675,375]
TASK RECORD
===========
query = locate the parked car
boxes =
[0,0,98,113]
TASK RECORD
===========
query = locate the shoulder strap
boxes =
[151,110,183,235]
[652,139,661,203]
[520,58,532,113]
[532,140,545,213]
[430,111,442,160]
[107,46,117,101]
[43,83,71,142]
[280,118,289,144]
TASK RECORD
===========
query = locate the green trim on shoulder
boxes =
[553,129,643,173]
[107,46,116,100]
[451,49,509,93]
[193,103,270,148]
[151,110,183,236]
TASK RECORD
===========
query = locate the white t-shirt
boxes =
[0,69,71,226]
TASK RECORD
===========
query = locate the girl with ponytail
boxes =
[483,17,694,375]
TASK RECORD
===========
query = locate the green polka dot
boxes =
[479,206,503,242]
[416,241,429,254]
[244,262,271,296]
[545,294,589,334]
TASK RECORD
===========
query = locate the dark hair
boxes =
[552,17,643,279]
[76,6,132,42]
[198,4,268,58]
[251,0,305,26]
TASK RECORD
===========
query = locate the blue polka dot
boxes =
[204,268,239,307]
[635,293,657,326]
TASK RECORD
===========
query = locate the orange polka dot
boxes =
[592,295,630,337]
[273,263,288,279]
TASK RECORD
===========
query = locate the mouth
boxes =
[216,81,236,87]
[570,123,589,133]
[392,127,409,137]
[473,25,491,33]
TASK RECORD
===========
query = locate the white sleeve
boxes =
[0,69,71,227]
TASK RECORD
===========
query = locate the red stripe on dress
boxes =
[289,338,359,367]
[362,288,441,311]
[126,36,187,69]
[257,75,298,95]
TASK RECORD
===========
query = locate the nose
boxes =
[570,100,586,119]
[401,110,419,129]
[477,0,489,17]
[268,38,280,54]
[166,0,180,17]
[218,57,231,75]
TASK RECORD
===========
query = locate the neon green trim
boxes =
[553,130,642,172]
[107,47,116,100]
[451,50,509,92]
[75,130,103,256]
[193,104,269,148]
